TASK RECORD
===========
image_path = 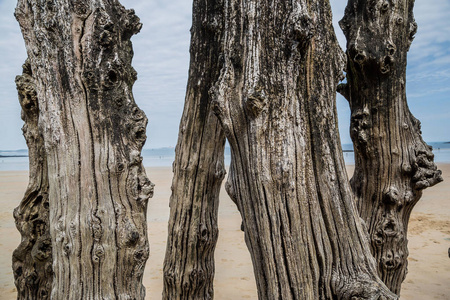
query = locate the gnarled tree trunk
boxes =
[12,60,52,299]
[14,0,153,298]
[165,0,397,299]
[339,0,443,295]
[163,1,226,298]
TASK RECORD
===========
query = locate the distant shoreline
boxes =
[0,150,357,157]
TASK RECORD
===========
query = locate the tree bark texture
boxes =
[208,0,396,299]
[163,1,227,298]
[339,0,443,295]
[15,0,153,298]
[13,60,52,300]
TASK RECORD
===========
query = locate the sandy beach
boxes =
[0,164,448,299]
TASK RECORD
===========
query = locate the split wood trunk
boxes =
[14,0,153,298]
[339,0,443,295]
[163,0,227,298]
[165,0,398,299]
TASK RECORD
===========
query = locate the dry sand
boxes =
[0,164,449,299]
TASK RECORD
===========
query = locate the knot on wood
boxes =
[73,0,90,19]
[410,116,422,133]
[91,216,103,242]
[122,9,142,38]
[209,85,225,118]
[129,150,143,166]
[56,218,65,232]
[102,62,124,90]
[65,222,76,243]
[31,217,46,236]
[120,219,141,248]
[349,39,396,74]
[96,17,116,47]
[372,212,406,258]
[130,67,138,83]
[214,160,226,180]
[349,44,368,66]
[383,187,400,206]
[401,162,412,174]
[114,97,126,108]
[92,245,105,263]
[381,250,403,271]
[379,1,390,13]
[198,224,211,245]
[411,144,443,190]
[133,247,149,263]
[291,16,315,47]
[31,236,52,261]
[379,43,396,74]
[117,162,125,173]
[288,6,315,52]
[12,261,23,278]
[126,231,140,246]
[137,173,154,203]
[408,21,418,48]
[133,126,147,143]
[381,217,398,236]
[245,87,267,118]
[380,55,394,74]
[83,67,99,90]
[63,242,72,256]
[350,107,371,153]
[114,206,123,217]
[16,73,38,117]
[99,30,113,47]
[125,105,149,149]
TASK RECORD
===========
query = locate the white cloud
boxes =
[0,0,448,150]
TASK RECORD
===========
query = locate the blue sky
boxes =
[0,0,448,150]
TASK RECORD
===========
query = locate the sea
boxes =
[1,142,450,171]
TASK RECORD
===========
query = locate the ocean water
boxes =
[1,142,449,171]
[340,142,450,165]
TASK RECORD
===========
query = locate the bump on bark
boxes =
[245,86,267,118]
